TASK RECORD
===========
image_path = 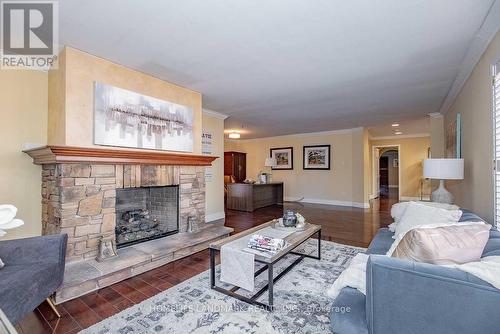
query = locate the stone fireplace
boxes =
[25,146,233,303]
[115,185,179,248]
[39,162,205,262]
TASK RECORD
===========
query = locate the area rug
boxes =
[81,240,364,334]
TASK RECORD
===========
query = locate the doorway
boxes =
[372,145,400,202]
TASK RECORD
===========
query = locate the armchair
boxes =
[0,234,67,325]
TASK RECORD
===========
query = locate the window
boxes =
[493,60,500,227]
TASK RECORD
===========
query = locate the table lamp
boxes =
[261,157,277,183]
[423,158,464,204]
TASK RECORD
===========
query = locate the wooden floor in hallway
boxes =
[16,198,395,334]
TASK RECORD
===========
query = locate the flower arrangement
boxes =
[295,212,306,225]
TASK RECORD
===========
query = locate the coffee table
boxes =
[209,221,321,310]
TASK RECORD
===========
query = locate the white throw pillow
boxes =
[393,202,462,240]
[390,201,460,232]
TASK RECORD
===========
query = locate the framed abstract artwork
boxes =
[303,145,331,170]
[445,112,461,158]
[270,147,293,170]
[94,82,194,152]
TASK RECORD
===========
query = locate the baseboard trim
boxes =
[400,196,431,201]
[205,211,225,222]
[285,197,370,209]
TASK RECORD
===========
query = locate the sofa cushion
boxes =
[366,228,393,255]
[459,209,486,223]
[482,230,500,257]
[0,262,62,324]
[330,287,368,334]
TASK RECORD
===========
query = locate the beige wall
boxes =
[224,139,239,152]
[371,136,431,199]
[202,112,225,220]
[49,47,203,154]
[443,32,500,223]
[225,128,369,207]
[0,70,48,239]
[430,114,445,158]
[363,129,371,203]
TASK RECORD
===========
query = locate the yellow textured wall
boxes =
[0,70,48,239]
[371,136,431,199]
[202,113,225,220]
[48,48,66,145]
[49,47,203,154]
[443,32,500,223]
[225,128,369,207]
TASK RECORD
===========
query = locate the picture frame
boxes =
[94,82,194,152]
[303,145,331,170]
[270,147,293,170]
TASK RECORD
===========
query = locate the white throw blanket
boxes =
[327,253,369,298]
[448,256,500,290]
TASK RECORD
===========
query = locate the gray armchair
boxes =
[0,234,67,325]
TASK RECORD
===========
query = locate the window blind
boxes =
[493,61,500,226]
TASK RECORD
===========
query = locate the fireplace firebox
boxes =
[115,185,179,248]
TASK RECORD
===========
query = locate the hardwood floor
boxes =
[16,197,394,334]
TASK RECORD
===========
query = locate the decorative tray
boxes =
[271,219,309,231]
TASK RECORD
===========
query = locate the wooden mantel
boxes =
[23,145,218,166]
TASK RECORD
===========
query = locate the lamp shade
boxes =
[423,158,464,180]
[264,157,277,167]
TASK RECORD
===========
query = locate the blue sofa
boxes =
[330,209,500,334]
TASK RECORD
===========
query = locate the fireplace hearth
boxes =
[115,186,179,248]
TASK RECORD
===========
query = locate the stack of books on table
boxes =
[246,234,286,256]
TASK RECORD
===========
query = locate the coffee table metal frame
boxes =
[209,226,321,311]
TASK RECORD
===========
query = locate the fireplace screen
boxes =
[115,186,179,248]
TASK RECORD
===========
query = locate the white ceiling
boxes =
[367,117,430,138]
[59,0,497,139]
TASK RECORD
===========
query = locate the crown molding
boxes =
[439,0,500,114]
[203,109,229,120]
[428,112,443,118]
[370,133,430,140]
[233,127,363,142]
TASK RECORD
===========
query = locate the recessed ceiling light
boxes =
[228,132,241,139]
[395,131,403,135]
[392,123,400,127]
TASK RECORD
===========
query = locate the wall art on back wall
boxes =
[270,147,294,170]
[94,82,194,152]
[303,145,331,170]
